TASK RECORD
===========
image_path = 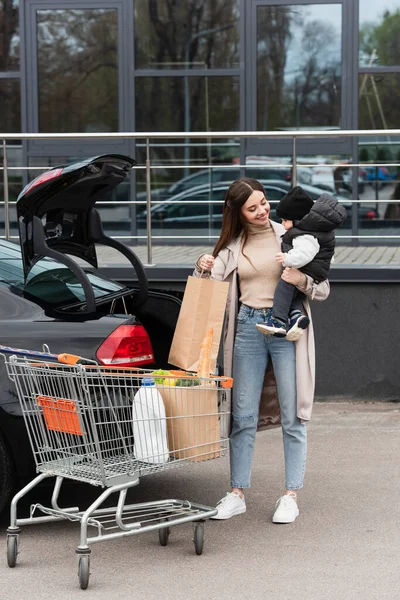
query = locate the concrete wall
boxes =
[311,283,400,401]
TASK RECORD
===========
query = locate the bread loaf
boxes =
[197,327,213,378]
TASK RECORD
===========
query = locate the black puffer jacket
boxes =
[281,193,347,282]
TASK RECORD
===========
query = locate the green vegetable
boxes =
[150,369,172,384]
[174,378,201,387]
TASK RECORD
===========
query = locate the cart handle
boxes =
[0,345,93,365]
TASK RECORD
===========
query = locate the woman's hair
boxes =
[213,178,267,258]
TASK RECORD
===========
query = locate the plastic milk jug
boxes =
[132,378,169,464]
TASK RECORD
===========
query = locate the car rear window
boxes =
[0,241,124,307]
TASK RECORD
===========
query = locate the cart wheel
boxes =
[7,535,18,568]
[193,522,204,556]
[78,555,90,590]
[158,523,170,547]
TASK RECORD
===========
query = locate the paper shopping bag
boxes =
[159,385,220,462]
[168,276,229,372]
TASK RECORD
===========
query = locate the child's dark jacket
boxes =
[281,193,347,282]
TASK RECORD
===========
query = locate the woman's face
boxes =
[240,190,270,225]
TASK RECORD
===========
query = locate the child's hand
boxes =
[275,252,285,264]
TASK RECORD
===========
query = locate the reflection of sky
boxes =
[360,0,400,24]
[285,5,342,80]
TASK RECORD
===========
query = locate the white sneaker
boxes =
[211,492,246,520]
[272,495,299,523]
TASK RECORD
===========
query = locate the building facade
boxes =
[1,0,400,242]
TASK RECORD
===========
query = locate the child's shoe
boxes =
[286,312,310,341]
[256,315,287,337]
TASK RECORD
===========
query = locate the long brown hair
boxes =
[213,178,267,258]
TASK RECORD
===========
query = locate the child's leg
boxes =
[286,291,310,341]
[289,291,306,316]
[271,279,298,323]
[256,280,297,337]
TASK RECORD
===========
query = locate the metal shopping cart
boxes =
[1,346,231,589]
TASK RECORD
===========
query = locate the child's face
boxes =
[282,219,294,231]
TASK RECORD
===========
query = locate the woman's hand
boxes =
[281,267,307,287]
[197,254,215,271]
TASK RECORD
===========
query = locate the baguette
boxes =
[197,327,213,378]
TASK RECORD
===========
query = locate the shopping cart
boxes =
[1,346,231,589]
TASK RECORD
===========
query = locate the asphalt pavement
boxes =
[1,401,399,600]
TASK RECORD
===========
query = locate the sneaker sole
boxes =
[210,506,246,520]
[286,317,310,342]
[256,323,286,336]
[272,513,299,524]
[272,508,299,524]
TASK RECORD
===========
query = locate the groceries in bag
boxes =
[158,329,221,462]
[132,378,169,464]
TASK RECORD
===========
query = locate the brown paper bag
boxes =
[159,385,220,462]
[168,276,229,372]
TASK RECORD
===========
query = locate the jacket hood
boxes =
[296,193,347,232]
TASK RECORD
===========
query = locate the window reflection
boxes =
[359,1,400,67]
[37,9,118,133]
[257,4,341,130]
[0,79,20,131]
[134,0,240,69]
[359,73,400,129]
[0,0,19,70]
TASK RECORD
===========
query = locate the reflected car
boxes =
[137,180,377,232]
[151,165,314,205]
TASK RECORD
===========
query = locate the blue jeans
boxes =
[230,305,307,490]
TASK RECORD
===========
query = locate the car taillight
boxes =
[96,324,154,367]
[366,210,377,219]
[25,168,63,192]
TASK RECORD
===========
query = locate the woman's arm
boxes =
[281,267,330,301]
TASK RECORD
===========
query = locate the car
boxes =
[365,166,394,189]
[137,180,377,236]
[0,154,182,513]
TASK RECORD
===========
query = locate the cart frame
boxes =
[2,352,231,589]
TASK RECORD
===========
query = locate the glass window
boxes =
[0,241,124,305]
[0,79,20,131]
[359,73,400,130]
[256,4,342,130]
[134,0,240,69]
[0,1,19,70]
[135,76,239,132]
[37,9,118,133]
[359,1,400,67]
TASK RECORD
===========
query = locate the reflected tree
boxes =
[257,6,293,129]
[288,21,340,127]
[0,0,19,70]
[37,9,118,133]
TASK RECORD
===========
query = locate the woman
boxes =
[194,178,329,523]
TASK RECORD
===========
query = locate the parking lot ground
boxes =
[1,401,399,600]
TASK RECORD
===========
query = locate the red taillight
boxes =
[96,324,154,367]
[26,168,63,193]
[366,211,377,220]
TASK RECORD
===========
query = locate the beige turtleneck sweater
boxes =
[237,221,282,309]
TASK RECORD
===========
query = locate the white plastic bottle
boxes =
[132,378,169,464]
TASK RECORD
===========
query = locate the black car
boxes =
[0,155,181,513]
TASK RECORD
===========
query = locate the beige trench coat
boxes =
[193,220,330,430]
